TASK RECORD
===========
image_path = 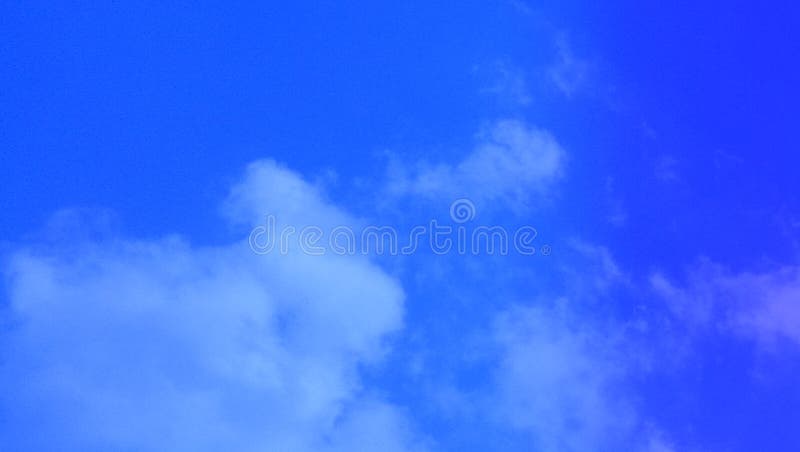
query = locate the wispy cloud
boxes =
[486,242,672,452]
[651,261,800,349]
[492,303,637,450]
[548,35,590,97]
[474,60,532,106]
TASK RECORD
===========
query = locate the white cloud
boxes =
[0,160,423,451]
[651,261,800,348]
[564,240,628,293]
[492,303,636,451]
[471,244,670,451]
[386,119,565,212]
[362,240,645,449]
[490,298,675,452]
[548,36,590,97]
[223,160,353,230]
[506,0,534,15]
[475,60,532,106]
[325,400,431,452]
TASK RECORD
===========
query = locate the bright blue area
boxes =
[1,2,540,241]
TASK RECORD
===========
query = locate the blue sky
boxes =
[2,2,800,451]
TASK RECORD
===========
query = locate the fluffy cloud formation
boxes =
[0,160,422,451]
[651,261,800,348]
[386,119,565,211]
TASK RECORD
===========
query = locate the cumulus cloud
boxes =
[651,261,800,348]
[0,160,422,451]
[386,119,565,211]
[223,160,353,230]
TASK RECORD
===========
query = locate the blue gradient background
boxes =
[2,2,799,451]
